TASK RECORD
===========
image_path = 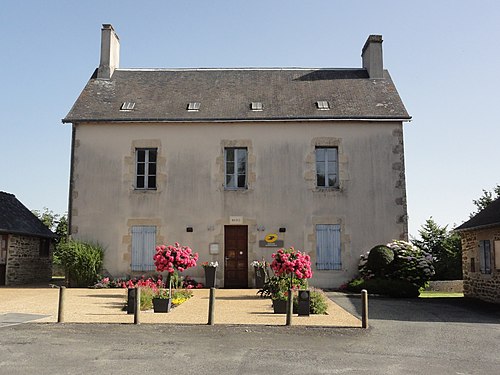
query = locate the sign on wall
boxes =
[229,216,243,225]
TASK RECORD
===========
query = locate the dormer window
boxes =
[316,101,330,110]
[250,102,263,111]
[187,102,201,111]
[120,102,135,111]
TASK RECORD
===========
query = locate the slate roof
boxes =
[63,68,410,123]
[455,197,500,231]
[0,192,56,238]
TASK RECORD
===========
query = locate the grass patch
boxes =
[419,291,464,298]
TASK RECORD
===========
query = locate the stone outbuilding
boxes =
[0,192,56,286]
[455,198,500,303]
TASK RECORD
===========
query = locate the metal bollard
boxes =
[57,286,66,323]
[361,289,368,328]
[134,286,141,325]
[286,289,293,326]
[208,287,215,325]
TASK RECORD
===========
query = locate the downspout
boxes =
[67,124,76,239]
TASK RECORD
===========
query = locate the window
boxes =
[39,238,50,258]
[315,147,339,188]
[316,100,330,110]
[316,224,341,270]
[250,102,263,111]
[131,226,156,271]
[187,102,200,111]
[479,240,492,274]
[225,148,247,189]
[135,148,157,189]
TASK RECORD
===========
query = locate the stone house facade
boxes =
[62,25,411,288]
[0,192,55,286]
[456,198,500,303]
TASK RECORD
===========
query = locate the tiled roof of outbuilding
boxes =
[455,197,500,231]
[63,68,410,123]
[0,192,56,238]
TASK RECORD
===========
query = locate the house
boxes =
[455,198,500,303]
[62,24,411,288]
[0,192,55,286]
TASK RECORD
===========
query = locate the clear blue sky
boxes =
[1,0,499,237]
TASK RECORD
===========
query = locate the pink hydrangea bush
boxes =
[154,242,199,274]
[270,247,313,279]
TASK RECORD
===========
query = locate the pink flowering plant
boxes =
[154,242,199,274]
[270,247,313,280]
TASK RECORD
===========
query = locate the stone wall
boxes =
[426,280,463,293]
[6,234,52,285]
[460,228,500,304]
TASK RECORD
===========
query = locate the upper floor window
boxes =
[479,240,492,274]
[316,147,339,188]
[225,148,247,189]
[136,148,157,189]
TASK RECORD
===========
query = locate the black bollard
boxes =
[57,286,66,323]
[208,287,215,325]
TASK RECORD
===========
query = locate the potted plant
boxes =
[153,242,199,299]
[269,247,313,317]
[152,288,172,313]
[201,261,218,288]
[250,260,268,288]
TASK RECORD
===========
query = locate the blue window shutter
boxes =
[316,224,341,270]
[131,226,156,271]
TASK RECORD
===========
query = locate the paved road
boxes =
[0,294,498,374]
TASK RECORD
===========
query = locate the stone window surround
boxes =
[216,139,256,192]
[124,140,167,194]
[122,218,164,268]
[307,216,350,272]
[305,137,347,193]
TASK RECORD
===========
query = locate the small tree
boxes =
[412,218,462,280]
[470,184,500,217]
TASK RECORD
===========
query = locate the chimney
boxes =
[361,35,383,79]
[97,24,120,79]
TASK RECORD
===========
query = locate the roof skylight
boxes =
[316,101,330,110]
[187,102,201,111]
[120,102,135,111]
[250,102,263,111]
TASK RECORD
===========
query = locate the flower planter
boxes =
[254,267,265,289]
[272,299,287,314]
[153,298,172,313]
[204,266,217,288]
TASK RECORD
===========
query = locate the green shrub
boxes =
[139,287,155,310]
[309,289,329,314]
[347,277,420,298]
[257,275,307,300]
[367,245,394,275]
[58,240,104,287]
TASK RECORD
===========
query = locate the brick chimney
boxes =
[97,24,120,79]
[361,35,383,79]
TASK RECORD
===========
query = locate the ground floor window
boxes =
[39,238,50,257]
[479,240,491,274]
[316,224,341,270]
[131,226,156,271]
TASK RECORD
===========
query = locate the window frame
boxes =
[315,224,342,270]
[135,148,157,190]
[39,238,50,258]
[479,239,492,274]
[315,147,339,189]
[224,147,248,190]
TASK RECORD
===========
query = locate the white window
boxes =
[316,147,339,188]
[225,148,247,189]
[131,226,156,271]
[136,148,157,189]
[316,224,342,270]
[479,240,492,274]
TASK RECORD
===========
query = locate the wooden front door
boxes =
[0,235,7,286]
[224,226,248,288]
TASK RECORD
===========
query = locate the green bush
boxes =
[347,277,420,298]
[58,240,104,287]
[309,289,329,314]
[367,245,394,275]
[140,287,155,310]
[257,275,307,300]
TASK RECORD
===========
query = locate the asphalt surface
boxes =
[0,293,499,375]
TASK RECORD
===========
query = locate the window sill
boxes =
[313,187,341,193]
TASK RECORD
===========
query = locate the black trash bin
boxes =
[127,288,136,314]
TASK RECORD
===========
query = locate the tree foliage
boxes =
[470,184,500,217]
[411,217,462,280]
